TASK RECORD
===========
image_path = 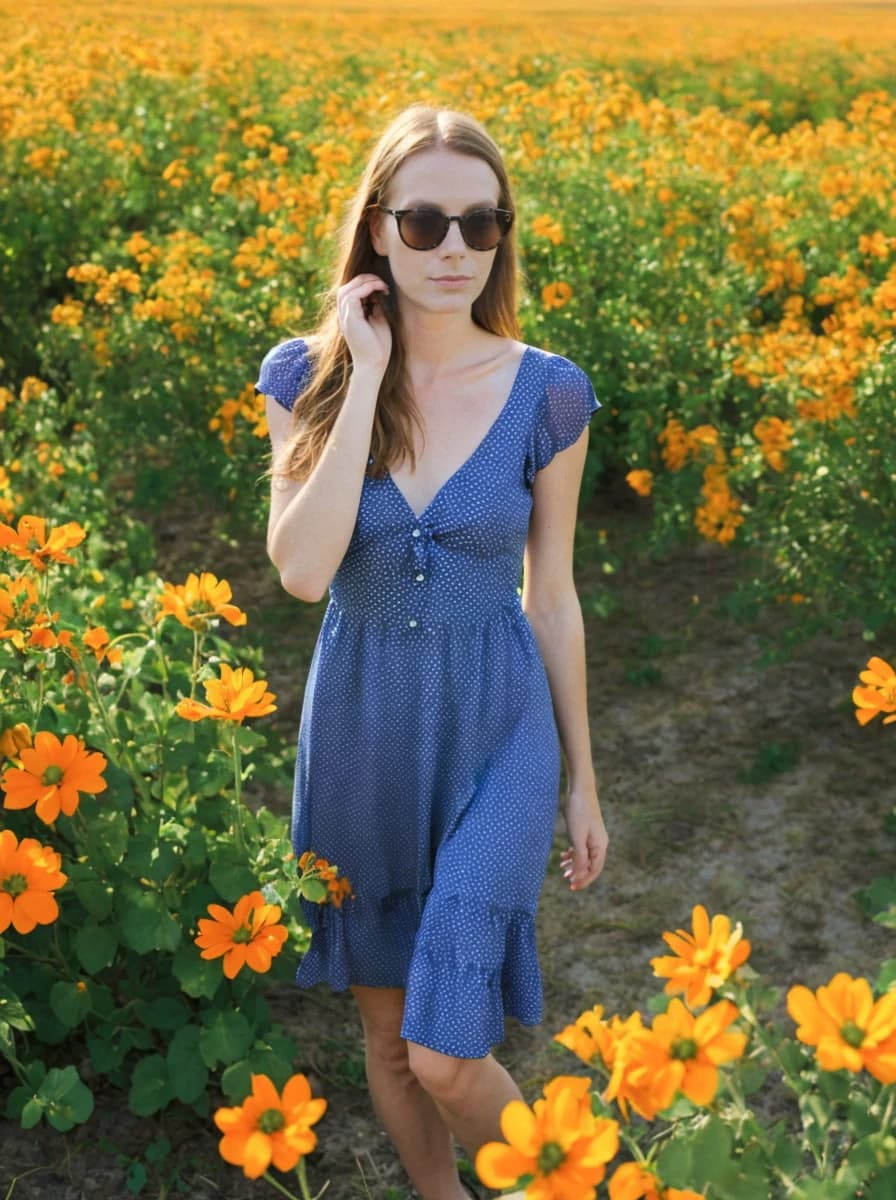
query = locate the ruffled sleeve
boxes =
[525,353,601,486]
[254,336,311,412]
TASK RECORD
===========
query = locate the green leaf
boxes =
[199,1010,253,1069]
[167,1026,209,1104]
[86,810,131,869]
[38,1067,94,1131]
[118,884,182,954]
[134,996,189,1031]
[690,1115,735,1186]
[49,981,91,1030]
[656,1135,694,1187]
[126,1161,148,1193]
[209,857,259,902]
[128,1054,174,1117]
[875,958,896,994]
[21,1098,44,1129]
[299,878,328,904]
[69,873,115,920]
[74,922,118,974]
[87,1030,126,1074]
[771,1133,803,1178]
[0,984,35,1032]
[172,942,222,1000]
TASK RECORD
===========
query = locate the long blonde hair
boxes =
[272,103,522,481]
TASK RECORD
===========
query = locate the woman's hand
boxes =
[560,787,608,891]
[336,273,392,374]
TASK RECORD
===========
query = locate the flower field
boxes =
[2,1,896,1197]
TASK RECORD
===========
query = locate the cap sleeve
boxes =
[525,353,601,485]
[255,336,312,412]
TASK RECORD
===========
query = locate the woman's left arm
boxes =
[522,427,608,892]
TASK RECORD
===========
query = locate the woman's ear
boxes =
[368,207,387,258]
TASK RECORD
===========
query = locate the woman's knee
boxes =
[351,986,411,1072]
[406,1041,476,1104]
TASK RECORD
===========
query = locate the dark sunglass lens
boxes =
[462,210,507,250]
[401,210,448,249]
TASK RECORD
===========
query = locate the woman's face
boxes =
[369,146,504,319]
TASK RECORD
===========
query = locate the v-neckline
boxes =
[385,345,534,522]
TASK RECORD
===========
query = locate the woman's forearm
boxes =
[524,590,598,797]
[267,367,383,601]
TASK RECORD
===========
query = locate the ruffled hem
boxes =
[295,889,543,1058]
[295,887,423,991]
[400,894,542,1058]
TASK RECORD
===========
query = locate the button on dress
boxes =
[257,337,600,1058]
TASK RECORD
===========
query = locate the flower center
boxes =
[41,764,64,786]
[1,873,28,897]
[232,926,253,944]
[258,1108,285,1134]
[671,1037,698,1061]
[537,1141,566,1174]
[840,1020,866,1049]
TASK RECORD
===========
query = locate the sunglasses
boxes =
[374,205,514,251]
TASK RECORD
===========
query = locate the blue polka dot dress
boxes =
[256,337,600,1058]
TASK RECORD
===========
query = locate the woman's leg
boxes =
[406,1042,524,1162]
[350,985,470,1200]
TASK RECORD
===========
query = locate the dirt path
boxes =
[2,494,892,1199]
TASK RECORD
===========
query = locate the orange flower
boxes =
[0,515,86,571]
[82,626,123,665]
[608,1162,705,1200]
[0,574,40,647]
[532,215,564,245]
[542,281,573,310]
[607,1000,746,1118]
[214,1072,327,1179]
[175,664,276,724]
[753,416,794,472]
[0,723,32,759]
[2,731,108,824]
[476,1076,619,1199]
[554,1005,644,1074]
[650,904,751,1007]
[787,973,896,1083]
[626,469,654,497]
[297,850,354,908]
[0,828,68,934]
[156,571,248,630]
[195,890,289,979]
[853,656,896,726]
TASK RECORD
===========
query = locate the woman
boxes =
[260,103,608,1200]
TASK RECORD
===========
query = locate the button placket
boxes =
[409,523,433,628]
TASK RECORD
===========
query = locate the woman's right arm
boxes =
[266,273,392,602]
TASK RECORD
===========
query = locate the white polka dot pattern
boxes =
[256,337,600,1058]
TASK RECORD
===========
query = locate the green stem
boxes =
[190,628,204,700]
[231,727,246,858]
[84,665,152,809]
[261,1169,303,1200]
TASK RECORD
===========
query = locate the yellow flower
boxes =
[476,1076,619,1199]
[853,656,896,726]
[175,664,276,723]
[650,904,751,1007]
[787,973,896,1083]
[156,571,248,630]
[214,1072,326,1179]
[541,281,573,310]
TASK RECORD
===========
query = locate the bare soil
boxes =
[2,491,893,1200]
